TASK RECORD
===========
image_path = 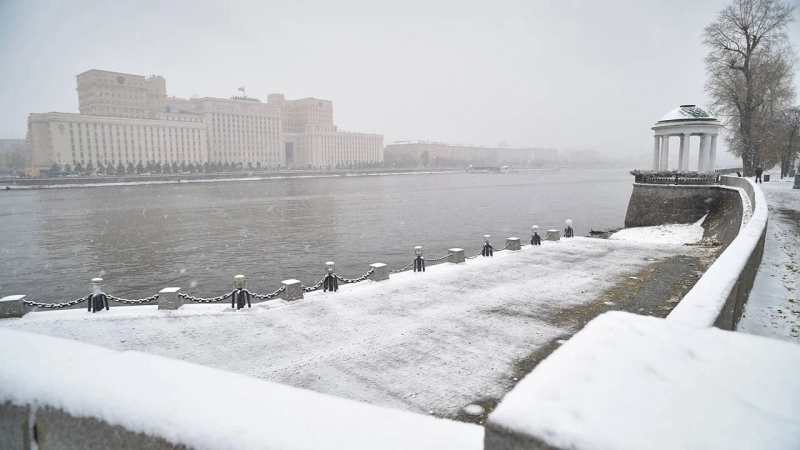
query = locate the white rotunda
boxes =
[652,105,722,172]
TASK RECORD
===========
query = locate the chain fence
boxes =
[335,268,374,284]
[243,286,285,300]
[107,294,159,305]
[423,254,452,262]
[23,295,90,309]
[178,291,235,303]
[302,278,326,292]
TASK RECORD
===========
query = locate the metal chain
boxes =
[23,295,90,309]
[335,268,374,284]
[243,286,285,300]
[302,278,326,292]
[423,254,452,262]
[465,250,483,259]
[178,290,235,303]
[107,294,159,305]
[492,242,512,251]
[390,261,415,273]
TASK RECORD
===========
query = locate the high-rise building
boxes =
[26,70,384,174]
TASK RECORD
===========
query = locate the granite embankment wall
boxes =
[624,177,767,329]
[624,183,743,250]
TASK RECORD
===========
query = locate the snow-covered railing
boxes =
[630,170,719,185]
[667,176,768,329]
[0,328,482,449]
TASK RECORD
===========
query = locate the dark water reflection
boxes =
[0,169,632,302]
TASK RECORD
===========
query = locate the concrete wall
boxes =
[624,184,744,249]
[667,176,768,330]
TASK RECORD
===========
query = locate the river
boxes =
[0,168,633,302]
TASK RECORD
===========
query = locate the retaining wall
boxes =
[624,183,743,249]
[667,176,768,329]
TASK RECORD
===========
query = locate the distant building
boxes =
[385,142,558,167]
[26,69,384,174]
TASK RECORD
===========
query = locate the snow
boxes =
[488,311,800,450]
[0,238,708,418]
[738,178,800,341]
[609,216,705,245]
[668,177,769,328]
[0,328,482,450]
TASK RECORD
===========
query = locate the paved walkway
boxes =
[0,238,713,420]
[738,178,800,341]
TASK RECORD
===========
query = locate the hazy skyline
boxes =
[1,0,798,162]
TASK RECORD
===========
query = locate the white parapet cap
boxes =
[158,287,181,294]
[487,311,800,450]
[0,295,26,303]
[369,263,387,268]
[282,279,301,285]
[448,248,464,252]
[0,328,482,450]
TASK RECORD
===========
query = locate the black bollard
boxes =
[531,225,542,246]
[88,278,109,313]
[414,246,425,272]
[564,220,574,238]
[481,235,493,256]
[323,262,339,292]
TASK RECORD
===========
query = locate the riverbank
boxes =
[1,168,469,190]
[0,236,714,421]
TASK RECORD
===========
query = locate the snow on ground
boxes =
[489,311,800,450]
[738,178,800,341]
[0,238,705,417]
[608,216,705,245]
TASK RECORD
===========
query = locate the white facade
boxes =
[188,97,282,168]
[385,142,558,166]
[651,105,722,172]
[27,112,207,172]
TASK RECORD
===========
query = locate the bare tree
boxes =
[703,0,796,175]
[780,106,800,177]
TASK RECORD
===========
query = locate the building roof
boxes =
[657,105,717,123]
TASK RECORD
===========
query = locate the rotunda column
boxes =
[709,134,718,172]
[681,133,691,171]
[652,135,661,170]
[698,134,710,172]
[659,135,670,170]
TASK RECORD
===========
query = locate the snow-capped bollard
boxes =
[531,225,541,246]
[157,287,183,310]
[506,237,521,251]
[232,275,250,310]
[368,263,389,281]
[0,295,31,318]
[564,219,574,238]
[546,229,561,241]
[281,279,303,301]
[323,262,338,292]
[482,235,494,257]
[88,278,109,313]
[414,246,425,272]
[448,248,465,264]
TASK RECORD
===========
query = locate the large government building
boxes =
[27,69,383,174]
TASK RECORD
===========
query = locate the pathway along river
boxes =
[1,168,632,302]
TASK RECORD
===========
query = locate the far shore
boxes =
[0,165,586,190]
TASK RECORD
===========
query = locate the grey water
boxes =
[0,168,633,303]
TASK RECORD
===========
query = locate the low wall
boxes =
[625,183,744,249]
[667,176,767,329]
[0,328,482,450]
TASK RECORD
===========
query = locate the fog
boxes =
[1,0,798,162]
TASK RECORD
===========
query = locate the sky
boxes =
[1,0,798,164]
